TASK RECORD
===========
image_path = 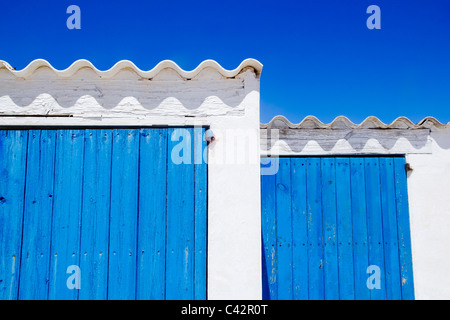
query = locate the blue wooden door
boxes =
[0,128,207,300]
[261,157,414,300]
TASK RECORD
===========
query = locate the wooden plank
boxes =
[0,77,247,119]
[321,158,339,300]
[364,158,386,300]
[48,130,85,300]
[19,130,56,300]
[108,129,139,300]
[393,157,415,300]
[335,158,355,300]
[261,165,277,300]
[379,158,402,300]
[193,128,207,300]
[262,128,432,155]
[166,128,195,299]
[290,158,308,300]
[79,129,112,300]
[136,128,167,300]
[0,130,28,300]
[306,158,324,300]
[350,158,370,300]
[275,158,293,299]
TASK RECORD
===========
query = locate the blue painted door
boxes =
[261,157,414,300]
[0,128,207,300]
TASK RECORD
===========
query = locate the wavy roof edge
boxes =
[0,58,263,79]
[261,115,450,130]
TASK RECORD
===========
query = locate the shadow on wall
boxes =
[431,130,450,150]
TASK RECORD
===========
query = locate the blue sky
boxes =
[1,0,449,124]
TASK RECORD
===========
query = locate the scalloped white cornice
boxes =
[0,58,263,79]
[261,115,449,130]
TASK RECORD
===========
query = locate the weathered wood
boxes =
[364,158,386,299]
[48,130,84,300]
[350,157,371,300]
[166,128,195,299]
[79,129,112,300]
[261,156,415,300]
[321,158,339,300]
[306,158,324,300]
[394,157,415,300]
[379,158,402,300]
[290,158,308,300]
[19,130,56,299]
[0,127,208,300]
[261,128,432,155]
[108,129,139,300]
[137,128,167,300]
[0,130,27,300]
[261,170,277,300]
[194,128,207,300]
[0,71,248,118]
[335,158,355,300]
[276,158,293,299]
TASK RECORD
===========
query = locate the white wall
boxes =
[406,129,450,299]
[206,70,262,300]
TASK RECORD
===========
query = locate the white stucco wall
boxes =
[0,59,263,300]
[406,129,450,299]
[206,70,262,300]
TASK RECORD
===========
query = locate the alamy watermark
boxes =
[169,127,280,175]
[65,263,383,292]
[66,265,81,290]
[366,265,381,290]
[367,5,381,30]
[67,5,81,30]
[65,5,381,31]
